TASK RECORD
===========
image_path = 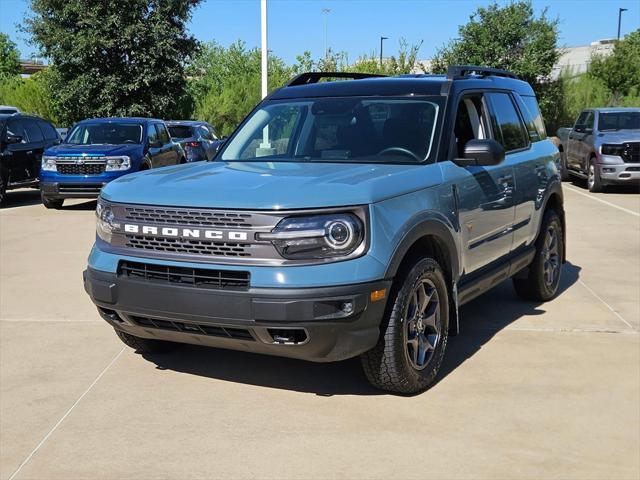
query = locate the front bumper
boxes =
[84,267,391,362]
[599,163,640,184]
[41,181,108,199]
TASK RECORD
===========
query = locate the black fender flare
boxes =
[540,179,566,262]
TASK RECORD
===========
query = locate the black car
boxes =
[166,120,222,161]
[0,113,61,205]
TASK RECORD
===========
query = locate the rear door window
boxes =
[486,93,528,152]
[23,119,44,143]
[37,120,59,141]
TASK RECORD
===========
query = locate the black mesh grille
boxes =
[130,315,255,341]
[119,261,250,289]
[125,235,251,257]
[58,163,106,175]
[58,183,103,194]
[622,142,640,163]
[124,207,253,228]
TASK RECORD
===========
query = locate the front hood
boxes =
[596,131,640,145]
[101,161,442,209]
[45,143,142,157]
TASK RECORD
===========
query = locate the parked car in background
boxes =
[40,117,185,209]
[84,67,565,394]
[556,108,640,192]
[166,120,223,161]
[0,113,60,205]
[0,105,20,115]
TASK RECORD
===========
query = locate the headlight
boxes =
[96,199,120,243]
[601,144,624,156]
[257,213,365,260]
[105,156,131,171]
[42,156,57,171]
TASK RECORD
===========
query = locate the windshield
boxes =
[168,125,194,139]
[66,122,143,145]
[599,112,640,131]
[220,97,442,163]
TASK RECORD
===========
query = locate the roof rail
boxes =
[447,65,519,80]
[286,72,386,87]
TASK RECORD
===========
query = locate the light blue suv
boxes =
[84,67,565,393]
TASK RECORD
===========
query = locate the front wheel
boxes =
[587,158,603,192]
[41,193,64,209]
[361,256,449,394]
[513,210,563,301]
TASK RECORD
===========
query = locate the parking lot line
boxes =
[7,347,126,480]
[564,186,640,217]
[577,278,636,330]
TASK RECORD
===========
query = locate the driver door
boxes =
[448,93,516,275]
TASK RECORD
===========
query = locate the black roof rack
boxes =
[447,65,519,80]
[286,72,386,87]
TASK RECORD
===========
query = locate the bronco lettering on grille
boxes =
[123,224,249,241]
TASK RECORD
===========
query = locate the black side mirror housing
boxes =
[5,134,23,145]
[455,139,505,167]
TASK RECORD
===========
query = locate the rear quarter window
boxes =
[520,96,547,139]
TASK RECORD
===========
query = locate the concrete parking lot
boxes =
[1,183,639,480]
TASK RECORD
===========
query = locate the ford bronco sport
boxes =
[84,67,565,393]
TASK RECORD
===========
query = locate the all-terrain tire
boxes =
[0,168,7,206]
[361,256,449,394]
[115,329,177,354]
[513,209,564,302]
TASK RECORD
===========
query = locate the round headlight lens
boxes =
[327,221,352,248]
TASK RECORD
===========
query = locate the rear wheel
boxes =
[587,158,603,192]
[513,210,563,301]
[115,329,177,354]
[41,193,64,209]
[361,256,449,394]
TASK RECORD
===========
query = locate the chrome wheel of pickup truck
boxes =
[405,279,441,370]
[587,159,603,192]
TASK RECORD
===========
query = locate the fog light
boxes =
[341,301,354,315]
[602,167,615,173]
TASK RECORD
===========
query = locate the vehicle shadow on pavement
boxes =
[1,189,42,209]
[144,262,581,397]
[436,261,582,386]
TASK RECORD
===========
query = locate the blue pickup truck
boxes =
[40,117,185,209]
[84,67,565,393]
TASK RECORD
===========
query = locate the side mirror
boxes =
[5,134,23,145]
[456,139,505,167]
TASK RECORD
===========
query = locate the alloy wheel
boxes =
[405,279,441,370]
[541,225,560,288]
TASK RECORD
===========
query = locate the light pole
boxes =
[617,7,628,40]
[259,0,272,152]
[322,8,331,61]
[380,36,388,68]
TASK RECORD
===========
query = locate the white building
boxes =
[412,39,616,78]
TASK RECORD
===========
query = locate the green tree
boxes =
[589,30,640,98]
[188,41,292,136]
[24,0,201,124]
[0,70,58,123]
[0,33,21,78]
[431,1,560,128]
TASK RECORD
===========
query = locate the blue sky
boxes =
[2,0,639,64]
